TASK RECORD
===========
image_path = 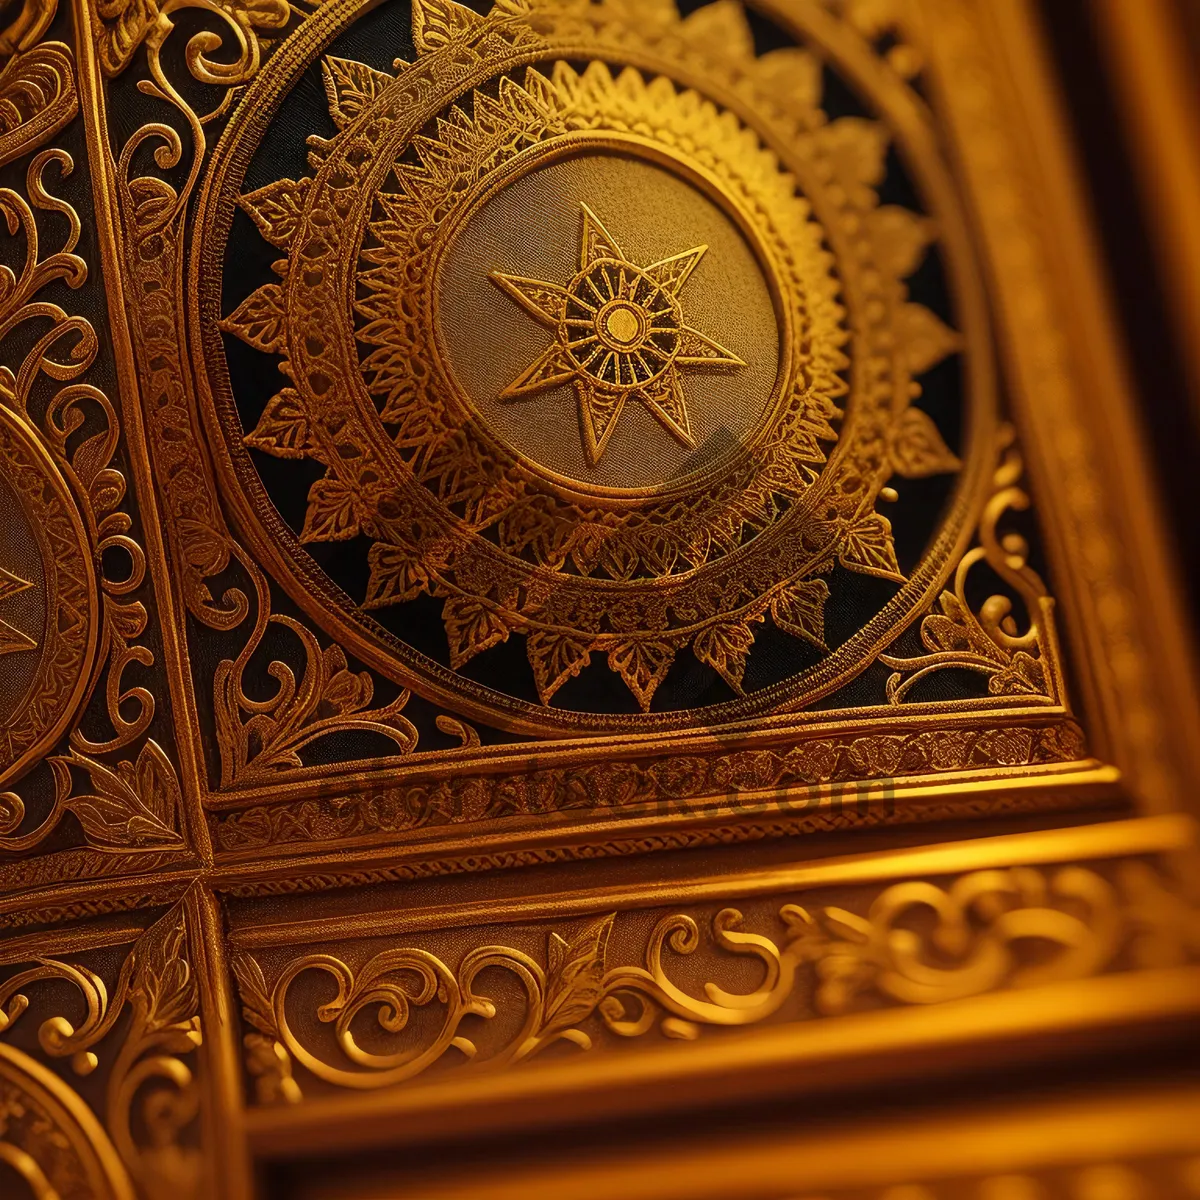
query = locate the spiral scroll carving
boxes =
[233,858,1198,1100]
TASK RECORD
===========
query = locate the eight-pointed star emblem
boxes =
[490,203,746,466]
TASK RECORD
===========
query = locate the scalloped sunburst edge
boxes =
[220,0,962,712]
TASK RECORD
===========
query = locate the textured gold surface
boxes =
[478,180,757,474]
[206,0,978,728]
[289,1084,1200,1199]
[0,0,1196,1195]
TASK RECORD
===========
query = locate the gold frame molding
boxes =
[281,1083,1200,1199]
[0,0,1197,1196]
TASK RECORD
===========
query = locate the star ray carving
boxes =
[0,565,36,657]
[490,202,745,465]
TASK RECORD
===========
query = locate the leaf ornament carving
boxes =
[526,629,592,706]
[839,512,905,582]
[835,0,926,81]
[880,425,1061,704]
[770,577,830,649]
[213,612,419,788]
[242,386,312,458]
[321,55,392,128]
[0,900,203,1199]
[220,282,286,355]
[693,619,761,694]
[240,861,1190,1096]
[411,0,485,53]
[0,741,185,855]
[896,302,961,376]
[232,954,301,1105]
[888,406,961,478]
[541,914,612,1037]
[238,177,311,249]
[442,596,515,670]
[606,639,676,712]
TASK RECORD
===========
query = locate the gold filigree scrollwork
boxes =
[96,0,428,789]
[0,740,186,853]
[212,600,420,788]
[0,0,77,171]
[101,0,291,634]
[235,860,1194,1097]
[879,424,1063,704]
[44,376,154,759]
[0,900,203,1199]
[108,0,289,252]
[0,140,166,792]
[0,142,181,851]
[96,0,294,564]
[0,1,155,778]
[95,0,291,82]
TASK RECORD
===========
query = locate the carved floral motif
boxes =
[214,720,1088,852]
[0,901,203,1200]
[215,0,967,721]
[212,615,420,788]
[881,425,1062,705]
[233,857,1199,1099]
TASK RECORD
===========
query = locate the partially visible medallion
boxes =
[0,1043,135,1199]
[0,405,96,787]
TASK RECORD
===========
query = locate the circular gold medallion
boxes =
[0,1042,135,1199]
[198,0,993,733]
[0,406,96,786]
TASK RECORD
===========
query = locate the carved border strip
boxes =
[229,814,1200,1106]
[228,814,1194,947]
[211,762,1120,900]
[210,716,1096,859]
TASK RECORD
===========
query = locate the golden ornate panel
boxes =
[0,0,1197,1196]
